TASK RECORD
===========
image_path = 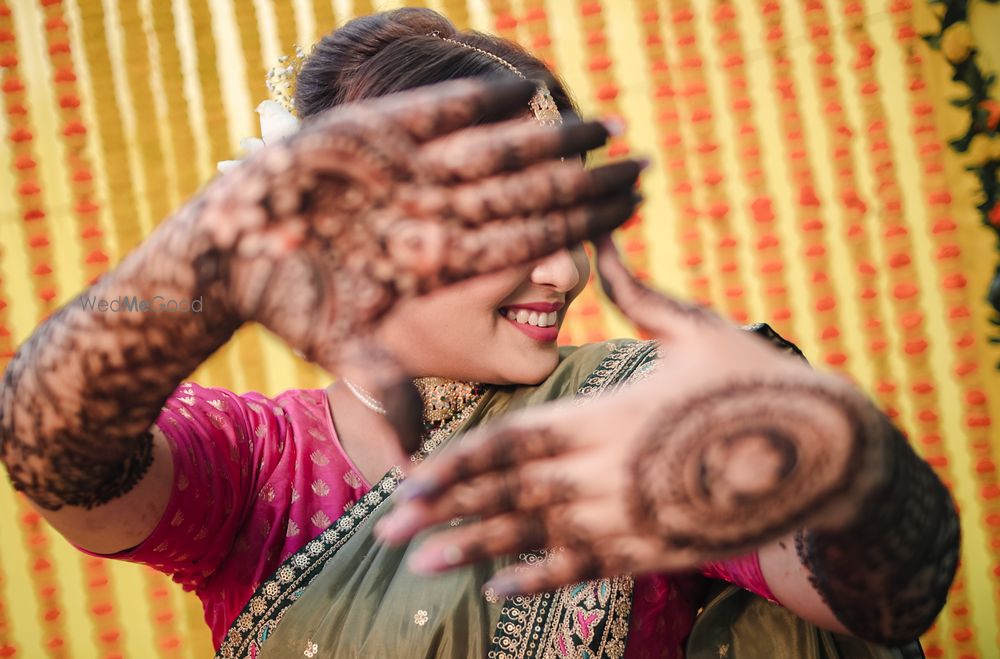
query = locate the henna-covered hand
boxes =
[203,79,642,448]
[375,235,959,646]
[0,79,642,510]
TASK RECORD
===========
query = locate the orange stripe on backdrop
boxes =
[704,0,798,340]
[36,0,106,287]
[1,2,58,314]
[0,565,12,657]
[633,1,713,315]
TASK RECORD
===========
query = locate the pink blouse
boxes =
[77,383,777,657]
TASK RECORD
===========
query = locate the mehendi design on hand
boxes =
[627,379,882,553]
[1,79,643,511]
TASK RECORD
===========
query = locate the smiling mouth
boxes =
[497,306,562,343]
[498,307,559,328]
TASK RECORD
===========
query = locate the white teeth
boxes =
[502,308,559,328]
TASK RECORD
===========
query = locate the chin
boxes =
[497,355,560,386]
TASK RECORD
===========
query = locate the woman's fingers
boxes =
[388,422,575,507]
[410,160,643,225]
[438,194,641,287]
[415,118,611,184]
[594,234,721,339]
[404,496,628,573]
[358,78,542,144]
[378,451,607,545]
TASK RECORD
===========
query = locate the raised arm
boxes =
[0,79,643,553]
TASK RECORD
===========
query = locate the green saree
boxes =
[215,329,918,659]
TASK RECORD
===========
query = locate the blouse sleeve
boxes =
[700,552,780,603]
[73,381,282,593]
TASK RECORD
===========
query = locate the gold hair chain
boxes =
[428,31,563,127]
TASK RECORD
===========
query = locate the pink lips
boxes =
[500,301,564,343]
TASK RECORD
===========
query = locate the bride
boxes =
[0,8,955,659]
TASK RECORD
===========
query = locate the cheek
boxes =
[567,247,591,304]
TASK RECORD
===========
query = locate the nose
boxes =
[530,249,582,293]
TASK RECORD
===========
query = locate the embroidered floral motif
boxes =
[414,610,429,626]
[310,479,330,497]
[488,341,655,659]
[310,510,332,528]
[303,641,318,657]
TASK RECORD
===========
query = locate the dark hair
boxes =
[293,8,578,122]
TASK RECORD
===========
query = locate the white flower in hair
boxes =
[217,100,301,174]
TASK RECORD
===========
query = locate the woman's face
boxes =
[376,246,590,384]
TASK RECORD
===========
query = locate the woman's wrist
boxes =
[794,405,960,645]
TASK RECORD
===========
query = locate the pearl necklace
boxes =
[343,380,388,415]
[342,377,484,431]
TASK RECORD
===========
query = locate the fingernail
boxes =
[485,577,520,598]
[375,509,419,542]
[395,479,438,503]
[603,116,625,137]
[636,157,652,171]
[409,545,463,574]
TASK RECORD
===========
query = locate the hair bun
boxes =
[295,8,458,117]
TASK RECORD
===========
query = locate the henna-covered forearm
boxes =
[0,192,242,511]
[795,417,960,646]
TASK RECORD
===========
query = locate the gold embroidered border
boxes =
[488,340,658,659]
[216,390,488,659]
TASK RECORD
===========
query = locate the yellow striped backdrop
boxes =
[1,0,998,657]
